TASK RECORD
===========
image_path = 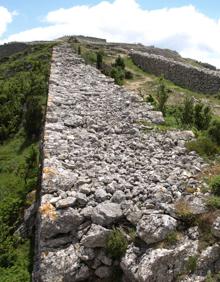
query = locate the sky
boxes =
[0,0,220,67]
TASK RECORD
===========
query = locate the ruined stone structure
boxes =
[33,44,220,282]
[131,51,220,94]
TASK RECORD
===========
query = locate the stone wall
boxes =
[33,44,220,282]
[131,51,220,94]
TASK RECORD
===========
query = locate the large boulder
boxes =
[91,202,123,226]
[121,238,198,282]
[40,206,83,239]
[81,224,111,247]
[137,214,177,244]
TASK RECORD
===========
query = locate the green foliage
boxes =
[0,43,52,281]
[210,175,220,196]
[186,256,197,273]
[165,231,178,245]
[156,77,169,115]
[176,98,212,130]
[146,94,156,105]
[125,70,133,79]
[114,56,125,69]
[207,196,220,209]
[0,43,51,143]
[106,228,128,259]
[208,120,220,145]
[77,46,81,55]
[194,103,212,130]
[186,137,219,157]
[110,67,125,85]
[96,51,103,70]
[24,96,43,139]
[205,271,215,282]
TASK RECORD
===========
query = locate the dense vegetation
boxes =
[0,43,52,281]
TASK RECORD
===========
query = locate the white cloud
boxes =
[1,0,220,67]
[0,6,14,37]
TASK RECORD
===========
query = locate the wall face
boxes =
[131,51,220,94]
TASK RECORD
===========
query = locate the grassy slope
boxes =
[0,44,52,281]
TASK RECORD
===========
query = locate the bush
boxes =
[110,67,125,85]
[208,120,220,145]
[77,46,81,55]
[96,51,103,70]
[114,56,125,69]
[206,196,220,209]
[194,103,212,130]
[146,94,156,105]
[186,137,219,157]
[24,97,43,139]
[177,97,194,128]
[210,175,220,196]
[106,228,128,259]
[125,70,133,79]
[176,98,212,130]
[156,77,169,115]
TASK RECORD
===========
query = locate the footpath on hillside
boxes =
[33,44,215,282]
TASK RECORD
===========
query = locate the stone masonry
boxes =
[33,44,220,282]
[131,51,220,94]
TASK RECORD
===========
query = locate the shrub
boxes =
[96,51,103,70]
[146,94,156,105]
[24,97,43,139]
[114,56,125,69]
[186,256,197,273]
[106,228,128,259]
[186,137,219,157]
[156,77,169,115]
[194,103,212,130]
[206,196,220,209]
[110,67,125,85]
[77,46,81,55]
[208,120,220,145]
[125,70,133,79]
[177,97,194,127]
[210,175,220,196]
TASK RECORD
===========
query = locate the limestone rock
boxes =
[91,202,123,226]
[137,214,177,244]
[81,224,111,247]
[211,217,220,238]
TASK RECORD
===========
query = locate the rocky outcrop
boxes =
[33,43,218,281]
[131,51,220,94]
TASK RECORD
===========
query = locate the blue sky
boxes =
[1,0,220,37]
[0,0,220,67]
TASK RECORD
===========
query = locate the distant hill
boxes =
[0,42,29,60]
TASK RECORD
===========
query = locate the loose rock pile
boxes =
[33,44,220,282]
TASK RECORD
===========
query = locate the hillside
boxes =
[0,36,220,282]
[0,43,53,281]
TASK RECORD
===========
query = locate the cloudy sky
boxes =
[0,0,220,67]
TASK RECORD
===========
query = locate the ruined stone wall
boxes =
[33,44,220,282]
[131,51,220,94]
